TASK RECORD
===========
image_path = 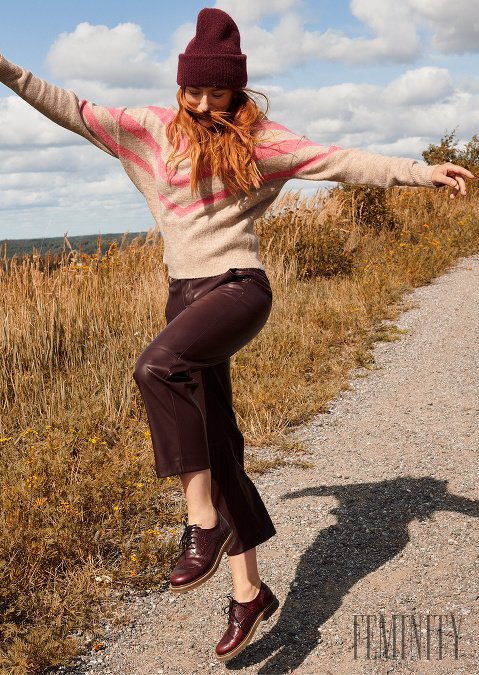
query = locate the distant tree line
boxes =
[0,232,149,260]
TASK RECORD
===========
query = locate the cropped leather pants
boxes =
[133,268,276,555]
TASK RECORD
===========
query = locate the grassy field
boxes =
[1,181,479,673]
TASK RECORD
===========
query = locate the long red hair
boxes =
[166,88,269,196]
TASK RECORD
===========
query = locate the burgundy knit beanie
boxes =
[177,8,247,89]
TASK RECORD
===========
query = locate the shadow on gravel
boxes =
[227,476,479,674]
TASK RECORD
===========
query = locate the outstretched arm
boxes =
[431,163,475,199]
[285,130,475,196]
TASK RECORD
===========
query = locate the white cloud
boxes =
[0,145,136,209]
[384,67,454,106]
[0,143,115,177]
[51,79,177,109]
[408,0,479,53]
[37,5,479,106]
[344,0,421,63]
[41,21,193,107]
[44,22,171,89]
[233,0,422,78]
[267,68,479,158]
[0,97,77,147]
[0,104,142,226]
[219,0,478,76]
[0,153,152,238]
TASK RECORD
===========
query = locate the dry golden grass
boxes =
[1,183,479,673]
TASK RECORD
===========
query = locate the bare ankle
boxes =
[188,506,217,529]
[234,581,261,604]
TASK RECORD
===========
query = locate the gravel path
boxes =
[55,256,479,675]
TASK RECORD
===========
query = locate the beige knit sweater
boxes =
[0,55,437,279]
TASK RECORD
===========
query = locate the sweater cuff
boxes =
[410,161,437,188]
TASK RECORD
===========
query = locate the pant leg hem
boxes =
[155,462,211,479]
[227,526,277,556]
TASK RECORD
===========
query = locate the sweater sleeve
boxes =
[289,136,437,189]
[0,54,121,158]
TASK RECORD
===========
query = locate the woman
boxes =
[0,7,473,662]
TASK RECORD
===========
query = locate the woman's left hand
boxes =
[431,163,475,199]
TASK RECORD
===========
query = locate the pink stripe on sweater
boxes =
[254,140,303,161]
[259,146,342,182]
[115,109,209,189]
[114,111,163,153]
[80,101,119,154]
[112,111,192,186]
[255,138,335,161]
[82,104,156,179]
[290,145,342,176]
[158,187,234,218]
[146,107,176,125]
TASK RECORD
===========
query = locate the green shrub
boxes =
[335,184,396,231]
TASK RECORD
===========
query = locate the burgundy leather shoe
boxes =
[169,512,235,593]
[215,582,279,661]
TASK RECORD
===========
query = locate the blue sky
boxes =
[0,0,478,240]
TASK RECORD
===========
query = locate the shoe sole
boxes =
[216,595,279,662]
[169,530,235,594]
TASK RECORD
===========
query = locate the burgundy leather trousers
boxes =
[133,268,276,555]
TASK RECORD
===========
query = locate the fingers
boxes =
[432,163,475,198]
[449,174,467,199]
[454,165,474,180]
[444,163,473,179]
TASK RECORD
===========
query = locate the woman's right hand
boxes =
[431,163,475,199]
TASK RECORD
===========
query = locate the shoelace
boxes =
[223,595,253,628]
[178,521,199,554]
